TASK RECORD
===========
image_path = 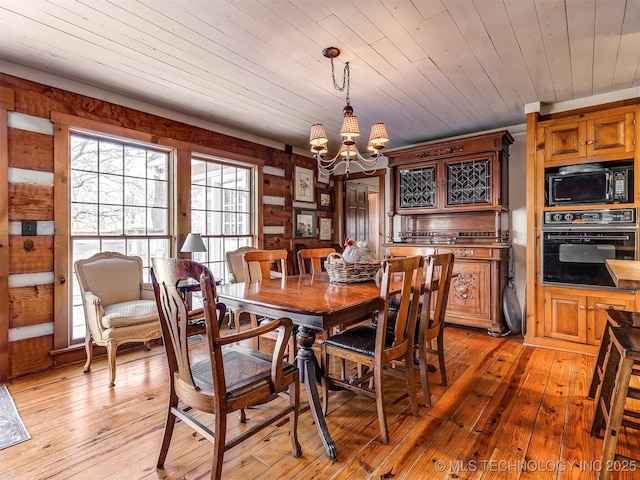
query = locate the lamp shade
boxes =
[310,123,329,147]
[180,233,207,253]
[340,113,360,137]
[368,122,389,145]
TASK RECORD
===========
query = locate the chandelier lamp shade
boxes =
[310,47,389,176]
[180,233,207,253]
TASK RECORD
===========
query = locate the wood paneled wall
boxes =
[0,73,336,381]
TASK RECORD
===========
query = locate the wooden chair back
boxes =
[297,247,336,274]
[378,256,425,358]
[242,249,288,281]
[419,253,455,342]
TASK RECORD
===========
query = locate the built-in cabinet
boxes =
[544,288,635,345]
[544,111,635,162]
[386,131,513,335]
[526,101,640,354]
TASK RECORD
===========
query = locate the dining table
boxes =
[216,272,383,459]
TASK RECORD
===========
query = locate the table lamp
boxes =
[180,233,207,253]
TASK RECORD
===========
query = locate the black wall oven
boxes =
[541,209,637,288]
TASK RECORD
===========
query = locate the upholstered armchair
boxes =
[74,252,162,387]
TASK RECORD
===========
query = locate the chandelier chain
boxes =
[330,57,350,105]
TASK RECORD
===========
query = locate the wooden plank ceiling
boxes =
[0,0,638,153]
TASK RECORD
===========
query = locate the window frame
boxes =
[53,114,176,350]
[68,130,173,343]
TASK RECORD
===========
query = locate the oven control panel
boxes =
[544,208,636,225]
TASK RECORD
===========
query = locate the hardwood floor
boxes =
[1,325,639,480]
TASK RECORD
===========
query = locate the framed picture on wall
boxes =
[317,188,334,211]
[319,217,332,241]
[294,166,315,202]
[294,210,316,238]
[318,171,330,184]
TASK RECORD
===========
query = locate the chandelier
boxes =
[310,47,389,176]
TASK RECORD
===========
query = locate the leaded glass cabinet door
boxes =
[398,162,438,211]
[445,156,492,207]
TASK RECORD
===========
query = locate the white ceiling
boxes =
[1,0,639,155]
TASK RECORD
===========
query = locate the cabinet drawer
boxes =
[437,247,493,259]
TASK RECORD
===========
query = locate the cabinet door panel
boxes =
[544,291,587,343]
[587,113,635,157]
[397,163,438,210]
[445,156,493,207]
[545,121,587,162]
[587,295,636,345]
[447,261,490,322]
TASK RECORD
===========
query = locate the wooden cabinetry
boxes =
[390,131,513,216]
[385,131,513,336]
[383,244,508,334]
[543,288,635,345]
[544,111,635,163]
[526,101,640,354]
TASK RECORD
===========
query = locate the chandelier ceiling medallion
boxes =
[310,47,389,176]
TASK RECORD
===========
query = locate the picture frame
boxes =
[317,188,335,211]
[319,217,332,241]
[317,171,330,184]
[294,210,316,238]
[294,166,315,202]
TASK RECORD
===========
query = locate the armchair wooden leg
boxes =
[107,341,118,388]
[211,406,227,480]
[83,332,93,373]
[157,391,178,468]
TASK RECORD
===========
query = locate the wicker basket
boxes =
[324,252,380,284]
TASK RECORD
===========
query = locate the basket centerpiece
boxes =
[325,238,380,284]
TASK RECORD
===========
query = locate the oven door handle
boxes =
[545,234,631,241]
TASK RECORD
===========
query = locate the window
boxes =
[69,132,171,342]
[190,157,254,284]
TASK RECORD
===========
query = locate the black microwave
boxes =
[547,166,633,206]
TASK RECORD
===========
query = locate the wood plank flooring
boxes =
[1,325,639,480]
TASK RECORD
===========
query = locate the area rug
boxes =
[0,385,30,450]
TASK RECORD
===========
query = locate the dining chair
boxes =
[74,251,162,388]
[297,247,341,339]
[415,253,455,406]
[387,247,455,406]
[150,258,301,480]
[242,249,294,354]
[320,255,424,444]
[242,249,288,281]
[297,247,336,274]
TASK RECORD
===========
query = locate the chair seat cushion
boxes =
[191,348,297,398]
[324,325,395,356]
[102,300,158,328]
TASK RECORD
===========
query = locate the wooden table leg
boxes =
[295,326,337,460]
